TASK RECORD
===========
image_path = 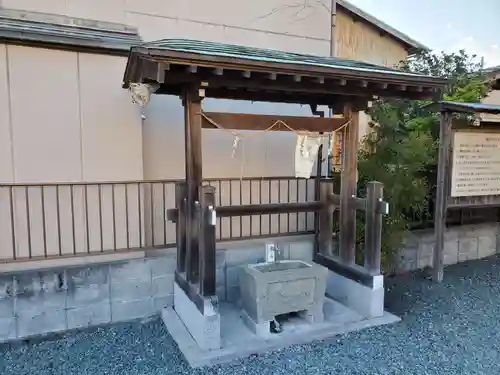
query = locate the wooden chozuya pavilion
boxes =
[122,39,447,367]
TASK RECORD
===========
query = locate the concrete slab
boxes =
[162,297,400,368]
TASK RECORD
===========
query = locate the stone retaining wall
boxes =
[0,237,314,343]
[1,222,499,343]
[397,223,499,272]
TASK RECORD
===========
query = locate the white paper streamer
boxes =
[295,132,323,178]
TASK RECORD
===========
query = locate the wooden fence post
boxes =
[364,181,383,274]
[175,182,187,273]
[433,111,452,283]
[318,179,334,257]
[199,185,217,297]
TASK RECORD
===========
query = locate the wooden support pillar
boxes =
[364,181,383,274]
[175,182,187,273]
[199,185,217,297]
[339,105,359,264]
[314,133,324,237]
[183,86,203,284]
[318,179,335,257]
[433,111,452,283]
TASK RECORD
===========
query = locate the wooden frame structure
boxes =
[433,101,500,282]
[123,39,447,313]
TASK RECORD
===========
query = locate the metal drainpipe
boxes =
[327,0,337,177]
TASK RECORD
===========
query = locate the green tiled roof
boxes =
[141,39,430,79]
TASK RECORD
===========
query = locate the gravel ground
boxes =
[2,256,500,375]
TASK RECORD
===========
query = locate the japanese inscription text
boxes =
[451,131,500,197]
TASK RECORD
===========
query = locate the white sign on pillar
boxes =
[295,132,323,178]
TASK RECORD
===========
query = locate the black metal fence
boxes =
[2,177,498,263]
[0,177,316,262]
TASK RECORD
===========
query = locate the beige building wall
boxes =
[0,43,144,260]
[482,89,500,122]
[335,11,408,67]
[0,0,414,261]
[0,0,332,184]
[0,44,143,184]
[0,0,331,261]
[334,9,409,144]
[0,0,412,183]
[127,0,332,180]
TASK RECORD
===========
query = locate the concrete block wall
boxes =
[2,222,498,343]
[0,252,177,342]
[397,223,500,272]
[0,236,314,343]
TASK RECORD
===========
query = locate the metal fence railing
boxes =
[0,177,316,263]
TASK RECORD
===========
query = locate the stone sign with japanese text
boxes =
[451,131,500,197]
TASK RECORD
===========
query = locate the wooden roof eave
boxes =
[125,47,447,90]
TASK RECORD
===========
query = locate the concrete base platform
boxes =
[162,297,400,368]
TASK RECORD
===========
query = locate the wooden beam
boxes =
[156,62,170,83]
[167,201,325,223]
[202,87,354,106]
[201,111,349,132]
[339,103,359,265]
[155,71,434,100]
[433,111,453,283]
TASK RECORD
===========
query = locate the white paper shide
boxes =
[295,132,323,178]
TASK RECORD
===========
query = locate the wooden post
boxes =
[339,105,359,264]
[175,182,187,273]
[183,86,203,284]
[199,185,217,297]
[314,136,324,241]
[433,111,452,283]
[318,179,334,257]
[364,181,383,274]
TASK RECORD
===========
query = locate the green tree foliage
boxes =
[356,50,490,271]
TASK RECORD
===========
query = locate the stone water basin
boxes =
[239,260,327,326]
[253,260,311,273]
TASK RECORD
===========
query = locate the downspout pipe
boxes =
[327,0,337,176]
